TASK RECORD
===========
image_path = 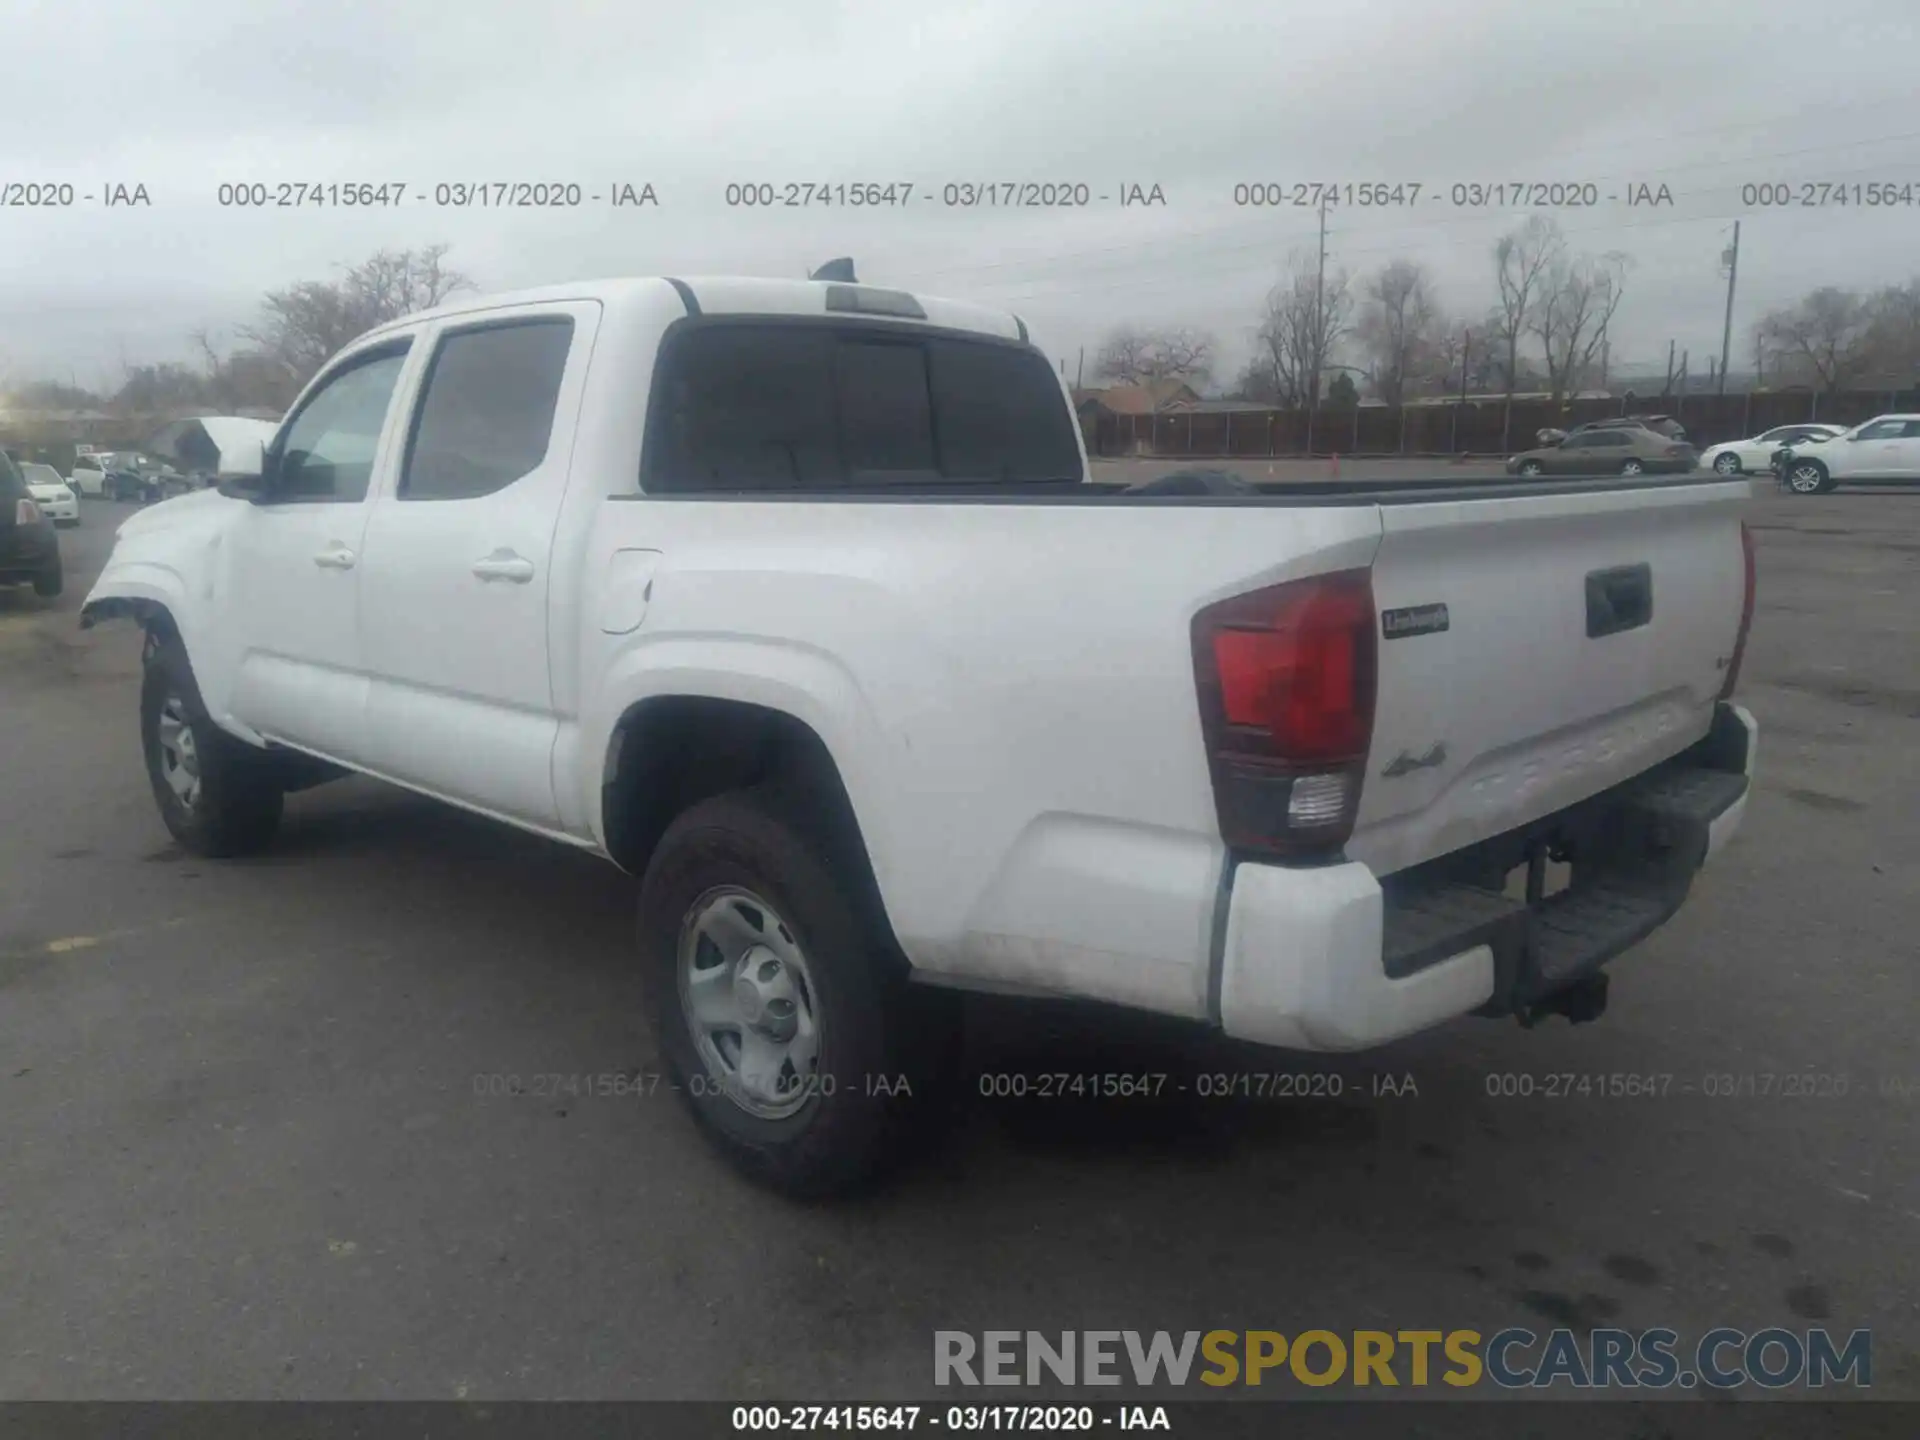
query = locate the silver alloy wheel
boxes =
[155,694,202,810]
[1788,463,1826,494]
[1620,458,1645,475]
[678,885,822,1119]
[1518,460,1543,476]
[1713,452,1742,474]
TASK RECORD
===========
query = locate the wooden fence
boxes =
[1089,389,1920,459]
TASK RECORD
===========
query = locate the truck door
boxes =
[353,302,600,829]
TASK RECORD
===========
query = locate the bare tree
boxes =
[1862,278,1920,382]
[1754,287,1874,394]
[1489,217,1564,396]
[1530,250,1631,402]
[1250,252,1352,408]
[1354,260,1440,405]
[242,245,474,389]
[1091,325,1216,387]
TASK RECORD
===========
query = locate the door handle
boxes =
[313,545,356,570]
[472,550,535,584]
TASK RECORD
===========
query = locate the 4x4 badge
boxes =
[1382,743,1448,778]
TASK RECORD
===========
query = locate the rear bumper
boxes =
[1218,701,1756,1052]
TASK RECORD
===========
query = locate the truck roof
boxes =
[360,276,1027,346]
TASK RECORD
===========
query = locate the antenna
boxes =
[808,258,857,283]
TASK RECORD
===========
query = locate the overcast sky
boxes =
[4,0,1918,392]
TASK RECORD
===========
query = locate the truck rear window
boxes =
[644,322,1082,492]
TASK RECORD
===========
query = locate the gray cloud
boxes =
[4,0,1918,389]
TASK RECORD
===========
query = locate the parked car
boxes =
[20,462,80,526]
[1771,414,1920,494]
[68,453,109,498]
[1699,424,1844,477]
[81,274,1758,1195]
[0,452,63,597]
[1507,426,1700,477]
[1535,415,1688,447]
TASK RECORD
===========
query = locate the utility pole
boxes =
[1664,339,1677,396]
[1600,335,1610,392]
[1075,347,1084,389]
[1451,327,1470,455]
[1307,192,1328,455]
[1717,221,1740,396]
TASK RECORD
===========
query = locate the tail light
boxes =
[1191,569,1377,860]
[13,498,40,526]
[1718,521,1756,700]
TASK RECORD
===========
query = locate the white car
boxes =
[20,462,80,525]
[80,273,1759,1195]
[1774,413,1920,494]
[67,454,110,498]
[1698,423,1843,477]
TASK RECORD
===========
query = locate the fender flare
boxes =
[586,635,897,898]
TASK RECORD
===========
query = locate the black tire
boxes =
[636,786,955,1198]
[31,558,62,598]
[140,632,283,856]
[1619,459,1646,476]
[1517,460,1543,477]
[1712,453,1743,475]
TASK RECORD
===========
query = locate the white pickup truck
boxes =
[82,275,1758,1194]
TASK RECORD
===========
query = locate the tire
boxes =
[1785,460,1828,495]
[1517,460,1543,477]
[636,786,956,1197]
[139,633,283,856]
[31,558,62,598]
[1619,459,1646,476]
[1712,453,1742,475]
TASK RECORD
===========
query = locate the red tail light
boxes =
[1192,569,1377,860]
[1718,521,1757,700]
[14,498,40,526]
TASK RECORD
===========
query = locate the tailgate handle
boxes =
[1586,564,1652,638]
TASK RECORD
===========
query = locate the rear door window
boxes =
[402,318,575,501]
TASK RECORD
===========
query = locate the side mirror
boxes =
[230,437,267,478]
[216,476,265,502]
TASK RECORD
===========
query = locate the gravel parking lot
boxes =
[2,478,1916,1406]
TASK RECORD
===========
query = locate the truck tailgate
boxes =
[1349,479,1751,878]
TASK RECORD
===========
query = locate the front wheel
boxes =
[140,633,284,856]
[1785,461,1829,495]
[1712,453,1743,475]
[636,787,956,1197]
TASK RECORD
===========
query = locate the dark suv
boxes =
[1,451,63,597]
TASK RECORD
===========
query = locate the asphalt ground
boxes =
[1,472,1916,1410]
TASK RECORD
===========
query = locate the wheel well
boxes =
[80,595,179,647]
[602,695,884,899]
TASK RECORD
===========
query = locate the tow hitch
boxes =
[1520,972,1610,1027]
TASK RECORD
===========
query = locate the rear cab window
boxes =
[643,320,1082,493]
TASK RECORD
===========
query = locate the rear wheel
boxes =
[1785,460,1829,495]
[31,557,62,598]
[1517,460,1544,477]
[140,633,283,856]
[636,786,957,1197]
[1619,458,1646,476]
